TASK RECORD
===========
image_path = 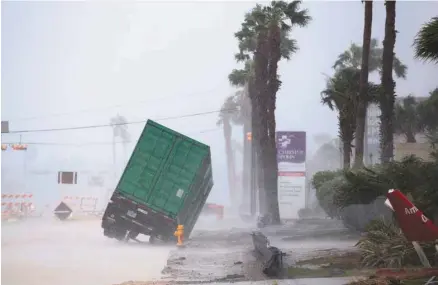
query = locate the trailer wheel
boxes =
[149,235,157,244]
[110,228,127,241]
[103,228,114,238]
[128,231,139,240]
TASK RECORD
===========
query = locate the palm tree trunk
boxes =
[354,0,373,169]
[265,24,281,224]
[248,80,258,217]
[223,118,237,208]
[242,116,253,215]
[343,141,352,170]
[254,29,270,216]
[380,0,397,163]
[406,131,416,143]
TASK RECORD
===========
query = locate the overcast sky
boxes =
[2,1,437,206]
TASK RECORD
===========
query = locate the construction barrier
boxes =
[1,193,35,220]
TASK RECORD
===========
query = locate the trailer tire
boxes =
[115,231,127,241]
[128,231,139,240]
[149,235,157,244]
[103,228,114,238]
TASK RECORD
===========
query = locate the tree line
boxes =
[217,1,438,225]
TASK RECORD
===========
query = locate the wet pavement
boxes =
[2,216,360,285]
[1,218,172,285]
[160,217,358,284]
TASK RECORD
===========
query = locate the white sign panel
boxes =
[278,172,306,219]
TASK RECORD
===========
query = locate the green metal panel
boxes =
[116,120,213,220]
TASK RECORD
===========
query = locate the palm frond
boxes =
[413,17,438,64]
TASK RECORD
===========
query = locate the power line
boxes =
[4,88,221,122]
[2,108,237,134]
[1,128,221,147]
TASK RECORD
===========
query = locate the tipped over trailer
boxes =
[101,119,214,243]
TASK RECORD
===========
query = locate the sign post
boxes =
[276,131,306,220]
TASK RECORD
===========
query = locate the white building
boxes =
[365,96,428,164]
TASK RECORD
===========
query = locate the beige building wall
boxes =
[394,142,435,162]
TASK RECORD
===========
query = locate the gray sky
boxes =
[2,1,437,205]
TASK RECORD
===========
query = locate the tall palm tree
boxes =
[321,68,380,169]
[394,96,423,143]
[354,0,373,169]
[217,96,240,209]
[228,62,255,215]
[380,0,397,163]
[110,114,130,167]
[109,114,130,199]
[321,68,359,170]
[233,1,311,223]
[333,36,407,167]
[333,38,407,78]
[413,17,438,64]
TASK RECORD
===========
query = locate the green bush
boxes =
[356,218,437,268]
[333,156,438,221]
[315,175,346,219]
[297,208,313,219]
[311,170,343,190]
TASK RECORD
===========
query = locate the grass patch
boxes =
[346,277,434,285]
[286,267,373,279]
[295,250,362,270]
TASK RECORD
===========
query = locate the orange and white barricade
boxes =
[1,193,35,220]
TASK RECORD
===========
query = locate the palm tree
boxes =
[217,96,240,209]
[394,96,423,143]
[110,114,130,166]
[321,68,359,170]
[109,114,130,199]
[380,0,397,163]
[354,0,373,169]
[413,17,438,64]
[228,62,255,215]
[333,37,407,167]
[418,88,438,138]
[233,1,311,223]
[333,38,407,78]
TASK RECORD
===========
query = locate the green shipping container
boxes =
[102,119,214,241]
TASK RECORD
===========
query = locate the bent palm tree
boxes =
[413,17,438,64]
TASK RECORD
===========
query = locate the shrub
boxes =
[333,156,438,222]
[315,175,346,219]
[311,170,343,190]
[297,208,313,219]
[356,218,437,268]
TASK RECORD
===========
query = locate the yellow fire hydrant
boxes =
[174,225,184,246]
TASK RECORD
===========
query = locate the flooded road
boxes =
[2,218,173,285]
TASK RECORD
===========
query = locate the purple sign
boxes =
[276,131,306,163]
